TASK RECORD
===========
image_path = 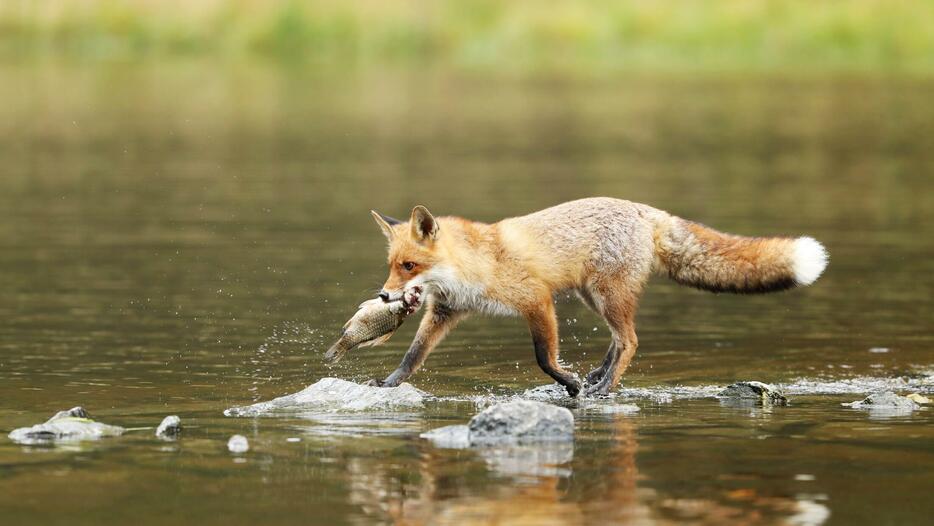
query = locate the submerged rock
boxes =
[843,392,920,412]
[468,401,574,445]
[8,407,125,445]
[420,425,471,449]
[155,415,182,439]
[522,383,575,402]
[718,381,788,405]
[227,434,249,453]
[224,377,427,416]
[594,404,640,415]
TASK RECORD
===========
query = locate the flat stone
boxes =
[843,391,920,411]
[155,415,181,439]
[224,377,427,416]
[8,407,125,445]
[468,401,574,445]
[718,381,788,405]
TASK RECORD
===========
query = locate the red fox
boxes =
[368,198,828,397]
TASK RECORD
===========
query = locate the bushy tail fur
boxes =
[654,215,828,293]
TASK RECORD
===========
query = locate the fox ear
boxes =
[371,210,400,240]
[410,205,438,242]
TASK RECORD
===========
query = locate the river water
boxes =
[0,63,932,525]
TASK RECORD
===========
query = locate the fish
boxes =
[324,287,421,363]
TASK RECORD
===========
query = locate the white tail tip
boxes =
[792,237,828,286]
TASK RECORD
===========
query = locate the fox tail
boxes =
[654,215,828,293]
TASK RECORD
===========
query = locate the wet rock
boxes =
[906,393,930,404]
[8,407,125,445]
[155,415,182,439]
[522,383,575,402]
[419,425,470,449]
[468,401,574,445]
[717,381,788,405]
[227,434,249,453]
[224,377,427,416]
[843,392,920,412]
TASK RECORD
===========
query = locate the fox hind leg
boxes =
[526,298,582,397]
[585,341,617,385]
[583,280,641,396]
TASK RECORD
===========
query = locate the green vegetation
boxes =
[3,0,934,72]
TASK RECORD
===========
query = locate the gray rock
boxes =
[843,391,920,412]
[155,415,181,439]
[419,425,470,449]
[227,434,249,453]
[718,381,788,405]
[468,401,574,445]
[224,377,426,416]
[8,407,125,445]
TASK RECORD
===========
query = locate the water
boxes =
[1,62,932,525]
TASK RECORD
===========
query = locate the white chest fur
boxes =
[412,266,517,317]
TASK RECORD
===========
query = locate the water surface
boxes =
[0,63,932,525]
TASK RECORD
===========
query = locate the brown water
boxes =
[0,62,932,525]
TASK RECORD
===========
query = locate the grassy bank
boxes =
[3,0,934,72]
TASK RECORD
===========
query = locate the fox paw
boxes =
[584,382,613,398]
[402,286,423,314]
[563,379,582,398]
[585,366,606,385]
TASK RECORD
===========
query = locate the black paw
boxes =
[584,382,612,398]
[564,379,582,398]
[585,367,605,385]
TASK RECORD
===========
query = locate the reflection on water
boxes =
[0,62,932,525]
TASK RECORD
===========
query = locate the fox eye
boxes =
[402,261,416,272]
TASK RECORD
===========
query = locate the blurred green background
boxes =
[3,0,934,72]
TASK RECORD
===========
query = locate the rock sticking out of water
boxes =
[223,377,427,416]
[717,381,788,405]
[8,407,125,445]
[842,392,920,413]
[469,401,574,445]
[421,401,574,449]
[155,415,182,439]
[228,434,250,453]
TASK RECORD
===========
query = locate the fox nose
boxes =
[378,291,390,302]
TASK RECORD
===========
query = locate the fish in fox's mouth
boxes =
[324,287,422,363]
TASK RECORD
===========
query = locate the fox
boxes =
[366,197,828,397]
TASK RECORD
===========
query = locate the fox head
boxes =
[371,205,443,301]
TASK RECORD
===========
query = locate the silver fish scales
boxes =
[324,299,409,363]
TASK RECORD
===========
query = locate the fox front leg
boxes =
[367,301,464,387]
